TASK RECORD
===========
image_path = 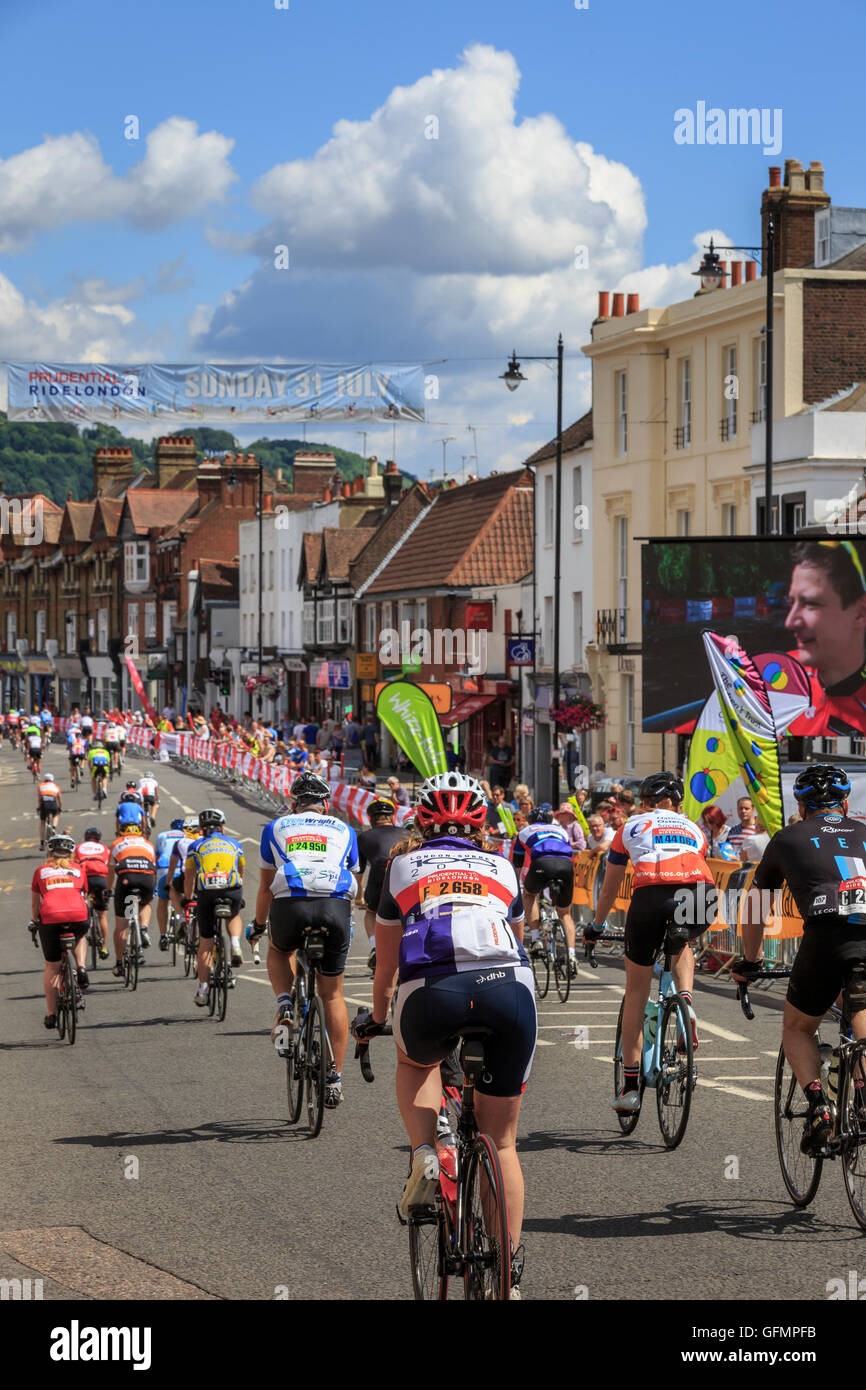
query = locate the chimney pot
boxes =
[597,291,610,318]
[769,166,782,188]
[385,459,399,474]
[745,260,757,282]
[611,292,624,317]
[626,292,639,314]
[342,482,351,498]
[730,260,743,287]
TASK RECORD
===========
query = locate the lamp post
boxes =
[186,568,198,715]
[693,217,776,534]
[501,336,564,806]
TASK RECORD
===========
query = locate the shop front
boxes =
[0,652,27,708]
[85,655,119,714]
[53,655,87,714]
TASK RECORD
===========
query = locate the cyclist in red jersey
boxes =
[31,834,90,1028]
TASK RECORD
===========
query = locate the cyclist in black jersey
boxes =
[357,797,402,973]
[735,764,866,1154]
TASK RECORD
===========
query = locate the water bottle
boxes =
[642,999,659,1072]
[436,1121,458,1203]
[828,1047,841,1105]
[818,1042,833,1094]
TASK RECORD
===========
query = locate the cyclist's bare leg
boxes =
[74,935,87,969]
[156,898,168,936]
[98,908,109,947]
[556,904,575,949]
[317,970,348,1072]
[227,910,243,948]
[44,958,62,1014]
[363,907,376,942]
[783,1001,825,1090]
[266,941,295,997]
[113,916,127,960]
[475,1093,524,1246]
[197,935,214,986]
[523,889,539,932]
[139,901,152,929]
[395,1047,440,1153]
[672,942,695,997]
[621,956,654,1070]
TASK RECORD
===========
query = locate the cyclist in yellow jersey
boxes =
[184,808,246,1008]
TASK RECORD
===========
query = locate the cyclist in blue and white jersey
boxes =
[248,769,359,1108]
[167,817,202,922]
[154,818,185,950]
[40,706,53,742]
[511,802,578,974]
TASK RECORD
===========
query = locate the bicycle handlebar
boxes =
[351,1008,392,1082]
[583,929,624,968]
[734,968,791,1021]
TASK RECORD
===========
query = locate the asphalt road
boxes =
[1,740,863,1303]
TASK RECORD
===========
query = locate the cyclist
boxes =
[248,769,359,1108]
[74,827,111,960]
[357,796,403,973]
[68,730,87,786]
[154,818,186,950]
[80,708,94,747]
[116,720,127,765]
[511,802,578,976]
[104,718,122,773]
[87,740,111,801]
[352,771,535,1295]
[584,771,711,1116]
[735,765,866,1154]
[184,809,245,1008]
[107,811,156,976]
[40,704,53,744]
[167,817,201,923]
[25,720,43,776]
[6,709,19,748]
[137,771,159,830]
[36,774,62,850]
[118,781,144,823]
[30,833,90,1027]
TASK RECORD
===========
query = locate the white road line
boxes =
[710,1075,776,1081]
[699,1078,771,1102]
[535,1039,554,1047]
[537,1010,620,1016]
[235,975,270,986]
[697,1019,749,1043]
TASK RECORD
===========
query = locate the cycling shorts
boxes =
[523,854,574,906]
[105,740,118,752]
[624,884,704,967]
[37,921,87,963]
[363,868,387,912]
[91,763,108,776]
[156,872,170,901]
[393,965,537,1097]
[87,876,110,911]
[69,752,85,762]
[38,799,59,820]
[114,872,155,917]
[787,920,866,1018]
[171,872,184,894]
[268,896,352,977]
[195,886,245,940]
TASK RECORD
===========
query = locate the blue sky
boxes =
[1,0,864,477]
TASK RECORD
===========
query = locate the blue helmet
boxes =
[535,802,554,824]
[170,817,185,830]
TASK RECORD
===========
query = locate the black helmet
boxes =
[125,780,137,790]
[119,792,139,804]
[47,833,75,856]
[367,796,396,820]
[291,770,331,806]
[793,765,851,811]
[84,827,102,841]
[639,771,684,806]
[535,802,554,824]
[198,808,226,833]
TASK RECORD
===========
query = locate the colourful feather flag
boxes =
[699,631,784,836]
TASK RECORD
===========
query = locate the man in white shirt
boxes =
[585,814,614,857]
[726,796,758,856]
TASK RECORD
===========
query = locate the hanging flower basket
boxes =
[551,697,605,732]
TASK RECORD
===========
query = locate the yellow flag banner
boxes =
[572,851,602,906]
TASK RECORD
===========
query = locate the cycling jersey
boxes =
[109,835,156,875]
[168,835,196,876]
[154,828,183,869]
[512,821,573,868]
[357,824,404,877]
[75,840,111,880]
[27,734,43,752]
[188,832,245,892]
[260,811,359,899]
[6,713,19,727]
[607,810,713,889]
[120,790,144,806]
[69,738,86,758]
[40,710,52,725]
[376,834,527,981]
[138,777,158,798]
[37,779,61,803]
[116,802,145,829]
[66,725,81,745]
[80,716,94,731]
[104,725,120,743]
[31,863,88,925]
[88,750,110,772]
[754,814,866,924]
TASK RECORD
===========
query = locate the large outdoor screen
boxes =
[641,537,866,735]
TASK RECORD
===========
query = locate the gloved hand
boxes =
[582,920,606,945]
[245,921,266,944]
[731,955,763,983]
[351,1009,386,1041]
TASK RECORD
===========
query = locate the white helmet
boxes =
[415,771,487,831]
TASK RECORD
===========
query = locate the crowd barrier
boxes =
[54,718,415,830]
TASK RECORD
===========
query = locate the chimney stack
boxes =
[761,157,830,272]
[611,293,625,317]
[383,459,402,507]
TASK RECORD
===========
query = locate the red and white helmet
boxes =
[415,772,487,832]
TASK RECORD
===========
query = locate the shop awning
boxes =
[11,554,34,573]
[53,656,86,678]
[86,655,116,678]
[283,656,307,673]
[26,656,54,675]
[438,692,497,726]
[0,652,25,673]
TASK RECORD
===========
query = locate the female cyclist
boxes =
[30,833,90,1028]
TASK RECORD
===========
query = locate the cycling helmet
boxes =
[47,833,75,856]
[198,808,226,833]
[183,816,200,832]
[119,791,140,804]
[793,765,851,811]
[367,796,396,820]
[290,770,331,806]
[83,827,102,841]
[639,771,684,806]
[415,772,487,832]
[170,817,185,830]
[535,802,554,824]
[125,780,137,790]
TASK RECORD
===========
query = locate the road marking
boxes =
[699,1079,771,1101]
[697,1019,749,1043]
[710,1075,776,1081]
[0,1227,217,1300]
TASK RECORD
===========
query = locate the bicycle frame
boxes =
[293,933,336,1073]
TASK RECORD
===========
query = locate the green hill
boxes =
[0,413,413,505]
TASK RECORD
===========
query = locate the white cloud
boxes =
[0,271,164,361]
[0,117,236,252]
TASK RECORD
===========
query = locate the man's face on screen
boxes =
[785,562,866,686]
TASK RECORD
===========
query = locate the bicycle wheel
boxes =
[842,1041,866,1229]
[285,1009,304,1124]
[183,921,195,976]
[613,999,645,1135]
[656,995,694,1149]
[409,1208,448,1300]
[530,938,550,1000]
[217,942,229,1022]
[66,954,78,1046]
[56,983,67,1040]
[89,915,98,972]
[208,949,218,1016]
[305,995,327,1137]
[552,920,571,1003]
[774,1042,823,1205]
[462,1133,510,1301]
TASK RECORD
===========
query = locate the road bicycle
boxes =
[611,922,699,1149]
[205,899,234,1022]
[70,757,83,790]
[182,901,198,977]
[164,904,184,968]
[277,923,335,1138]
[87,901,104,971]
[121,888,145,991]
[386,1029,511,1300]
[92,770,108,811]
[31,922,81,1045]
[528,879,573,1003]
[737,968,866,1230]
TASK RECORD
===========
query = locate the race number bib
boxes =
[839,876,866,923]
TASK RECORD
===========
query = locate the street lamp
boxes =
[693,214,776,534]
[501,335,564,806]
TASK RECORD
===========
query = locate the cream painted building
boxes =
[582,159,866,780]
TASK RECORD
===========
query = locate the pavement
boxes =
[0,739,862,1302]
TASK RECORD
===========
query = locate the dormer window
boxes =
[124,540,149,589]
